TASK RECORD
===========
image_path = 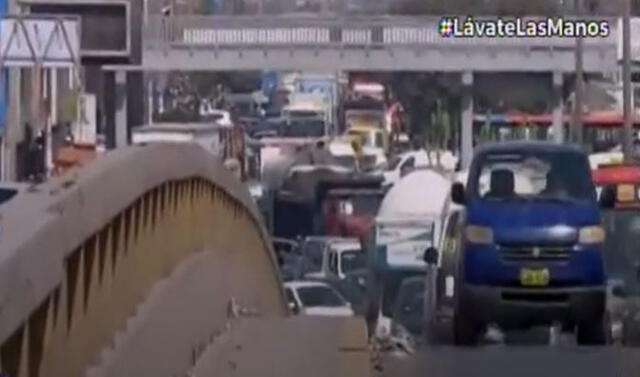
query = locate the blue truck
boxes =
[423,142,613,346]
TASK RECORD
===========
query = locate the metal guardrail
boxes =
[144,15,618,49]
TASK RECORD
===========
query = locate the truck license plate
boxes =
[520,268,550,287]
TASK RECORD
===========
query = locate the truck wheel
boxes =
[453,312,479,346]
[576,316,609,346]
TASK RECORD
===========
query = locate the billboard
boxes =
[27,0,130,59]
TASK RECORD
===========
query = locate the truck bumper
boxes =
[460,284,606,329]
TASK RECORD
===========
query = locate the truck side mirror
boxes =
[599,187,615,209]
[423,247,439,265]
[451,182,466,205]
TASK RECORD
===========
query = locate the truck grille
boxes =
[498,245,572,262]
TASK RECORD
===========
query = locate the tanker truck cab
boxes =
[447,142,610,346]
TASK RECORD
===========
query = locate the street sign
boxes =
[76,93,96,144]
[0,16,79,67]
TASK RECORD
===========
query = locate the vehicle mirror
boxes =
[612,285,627,298]
[288,301,299,314]
[423,246,439,265]
[451,182,466,205]
[599,187,615,209]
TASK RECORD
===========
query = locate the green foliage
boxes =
[478,110,493,145]
[427,100,451,150]
[59,88,78,124]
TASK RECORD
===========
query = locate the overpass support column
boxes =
[552,72,564,143]
[115,70,128,148]
[461,71,474,170]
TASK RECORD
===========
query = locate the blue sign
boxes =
[296,78,334,101]
[261,71,278,98]
[0,0,8,134]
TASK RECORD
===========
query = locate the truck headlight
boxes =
[465,225,494,244]
[578,226,605,244]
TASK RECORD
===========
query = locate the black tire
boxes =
[453,311,479,346]
[576,316,609,346]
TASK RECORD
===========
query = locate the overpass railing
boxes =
[144,15,618,50]
[0,144,286,377]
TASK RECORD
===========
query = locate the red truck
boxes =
[317,177,385,239]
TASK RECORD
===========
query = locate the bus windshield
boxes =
[472,151,595,202]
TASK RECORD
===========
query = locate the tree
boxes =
[425,100,451,167]
[478,110,493,146]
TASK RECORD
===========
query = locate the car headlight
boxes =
[465,225,494,244]
[578,226,605,244]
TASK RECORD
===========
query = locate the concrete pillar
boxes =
[115,70,128,148]
[3,67,21,181]
[460,71,474,170]
[551,72,564,143]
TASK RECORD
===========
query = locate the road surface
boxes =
[383,344,640,377]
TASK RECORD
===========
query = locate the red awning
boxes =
[475,110,640,126]
[592,165,640,184]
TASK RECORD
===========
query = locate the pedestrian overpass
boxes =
[0,144,370,377]
[142,15,618,72]
[107,14,618,169]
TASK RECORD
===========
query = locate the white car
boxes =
[284,281,354,317]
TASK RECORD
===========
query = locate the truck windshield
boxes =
[346,114,384,129]
[602,210,640,296]
[472,151,594,202]
[283,120,325,137]
[340,250,366,274]
[332,194,381,215]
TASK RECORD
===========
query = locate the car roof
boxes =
[284,280,332,289]
[474,141,583,156]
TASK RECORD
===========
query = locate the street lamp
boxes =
[622,0,634,162]
[572,0,584,145]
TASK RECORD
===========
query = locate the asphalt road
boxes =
[383,343,640,377]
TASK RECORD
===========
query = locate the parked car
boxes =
[284,281,354,317]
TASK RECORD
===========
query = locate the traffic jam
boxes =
[250,73,640,350]
[129,69,640,350]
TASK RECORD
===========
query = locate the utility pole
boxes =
[572,0,584,145]
[623,0,634,162]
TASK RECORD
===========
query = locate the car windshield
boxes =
[340,250,366,274]
[297,285,347,307]
[472,150,594,202]
[602,210,640,296]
